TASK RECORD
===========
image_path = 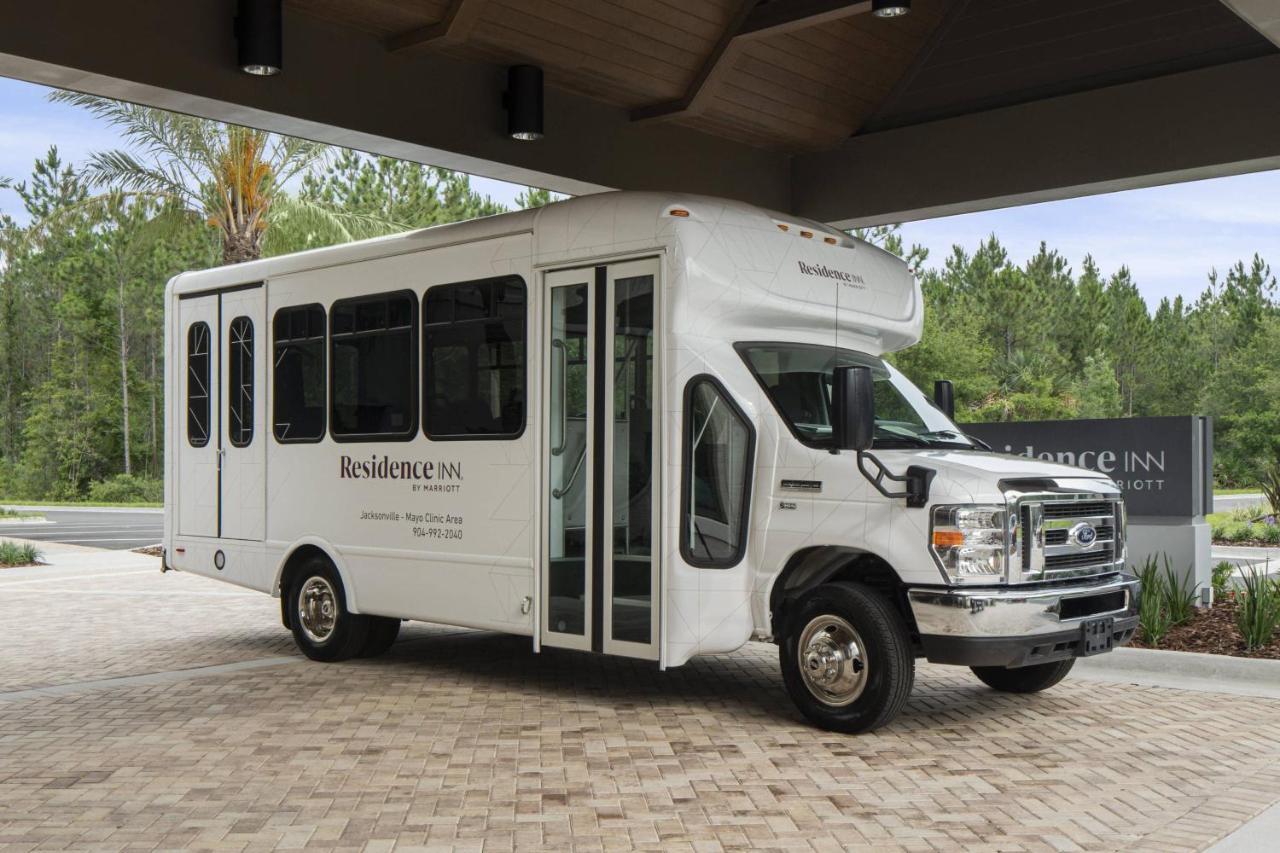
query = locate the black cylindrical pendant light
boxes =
[237,0,284,76]
[872,0,911,17]
[505,65,544,141]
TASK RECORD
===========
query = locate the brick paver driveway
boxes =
[3,561,1280,851]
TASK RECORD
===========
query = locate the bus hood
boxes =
[878,448,1119,503]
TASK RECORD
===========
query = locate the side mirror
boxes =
[934,380,955,419]
[832,365,875,451]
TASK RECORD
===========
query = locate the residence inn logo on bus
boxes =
[340,454,463,493]
[797,260,866,289]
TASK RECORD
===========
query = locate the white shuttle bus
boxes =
[164,192,1139,732]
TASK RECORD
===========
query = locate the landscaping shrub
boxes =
[1159,557,1197,626]
[1212,561,1236,600]
[0,540,41,567]
[1235,565,1280,650]
[1136,556,1172,646]
[86,474,163,504]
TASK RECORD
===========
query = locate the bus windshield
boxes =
[737,343,978,450]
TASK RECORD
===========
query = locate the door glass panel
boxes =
[548,283,590,636]
[611,275,654,644]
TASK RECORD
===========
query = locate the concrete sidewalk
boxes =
[0,536,159,578]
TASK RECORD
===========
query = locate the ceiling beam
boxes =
[632,1,870,122]
[793,54,1280,227]
[630,0,761,123]
[385,0,490,53]
[740,0,871,39]
[1219,0,1280,48]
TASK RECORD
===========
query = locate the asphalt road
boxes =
[0,507,162,550]
[1214,493,1267,513]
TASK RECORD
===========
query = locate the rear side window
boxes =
[273,304,326,443]
[681,376,755,568]
[422,276,527,439]
[330,291,418,441]
[187,322,211,448]
[228,316,255,448]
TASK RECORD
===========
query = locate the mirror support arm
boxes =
[854,450,936,509]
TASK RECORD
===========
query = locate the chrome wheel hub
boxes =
[798,615,867,707]
[298,576,338,644]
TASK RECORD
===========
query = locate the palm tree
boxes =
[49,91,395,264]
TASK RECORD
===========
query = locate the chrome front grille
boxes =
[1011,494,1125,583]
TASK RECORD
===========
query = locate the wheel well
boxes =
[769,547,919,645]
[277,544,332,630]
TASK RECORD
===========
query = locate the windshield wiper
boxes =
[919,429,990,450]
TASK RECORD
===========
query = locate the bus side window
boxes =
[422,276,527,440]
[329,290,418,441]
[273,304,326,442]
[228,316,255,448]
[187,322,211,448]
[680,376,755,568]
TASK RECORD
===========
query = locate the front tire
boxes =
[779,582,915,734]
[971,658,1075,693]
[287,557,369,662]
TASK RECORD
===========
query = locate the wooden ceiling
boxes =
[287,0,1277,153]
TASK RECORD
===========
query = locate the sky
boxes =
[2,74,1277,308]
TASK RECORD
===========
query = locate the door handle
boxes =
[550,338,568,456]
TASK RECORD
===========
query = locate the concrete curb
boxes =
[1074,646,1280,699]
[0,518,52,526]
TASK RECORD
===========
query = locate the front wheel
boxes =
[779,582,915,734]
[287,557,369,662]
[971,658,1075,693]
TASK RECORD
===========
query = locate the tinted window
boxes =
[681,377,754,568]
[273,304,326,442]
[187,322,211,448]
[330,291,418,440]
[228,316,255,448]
[423,276,526,438]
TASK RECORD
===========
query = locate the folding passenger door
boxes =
[541,259,661,660]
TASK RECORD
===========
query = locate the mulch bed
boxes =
[1132,600,1280,660]
[132,544,163,557]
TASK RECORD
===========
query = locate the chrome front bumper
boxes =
[908,573,1140,668]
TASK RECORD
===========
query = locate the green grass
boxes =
[0,540,41,567]
[0,498,161,509]
[1216,487,1265,496]
[0,506,36,520]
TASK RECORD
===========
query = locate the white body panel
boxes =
[165,191,1118,669]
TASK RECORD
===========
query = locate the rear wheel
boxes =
[359,616,401,658]
[971,659,1075,693]
[779,582,915,734]
[287,557,369,662]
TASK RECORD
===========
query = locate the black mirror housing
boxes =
[832,365,875,451]
[934,379,955,419]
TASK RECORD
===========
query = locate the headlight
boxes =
[930,504,1008,584]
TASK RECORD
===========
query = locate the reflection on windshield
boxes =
[737,343,976,450]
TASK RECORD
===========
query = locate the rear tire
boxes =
[971,658,1075,693]
[359,617,401,658]
[779,582,915,734]
[286,556,369,662]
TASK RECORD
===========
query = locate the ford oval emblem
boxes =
[1071,523,1098,548]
